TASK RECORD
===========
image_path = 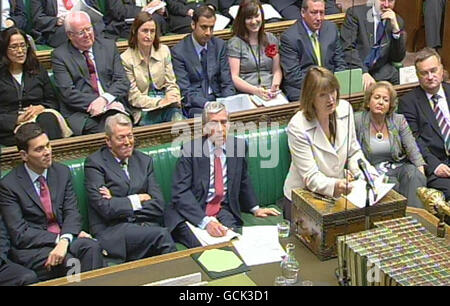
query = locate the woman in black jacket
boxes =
[0,27,64,146]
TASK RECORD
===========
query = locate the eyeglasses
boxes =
[70,26,93,38]
[8,43,28,52]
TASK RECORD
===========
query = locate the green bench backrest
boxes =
[3,126,290,231]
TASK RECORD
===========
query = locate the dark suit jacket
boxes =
[103,0,141,39]
[6,0,27,31]
[0,217,10,265]
[268,0,296,12]
[0,65,58,146]
[30,0,102,47]
[340,5,406,82]
[84,147,166,259]
[0,163,83,266]
[165,137,258,232]
[166,0,219,16]
[398,83,450,175]
[280,17,347,101]
[51,38,130,135]
[171,35,235,116]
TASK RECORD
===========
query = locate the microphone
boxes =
[357,159,377,200]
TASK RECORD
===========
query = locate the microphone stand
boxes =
[365,181,377,230]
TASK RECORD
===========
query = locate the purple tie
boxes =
[38,176,61,234]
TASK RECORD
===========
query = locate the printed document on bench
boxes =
[186,221,240,246]
[344,175,395,208]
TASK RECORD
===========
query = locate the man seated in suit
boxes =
[398,48,450,202]
[52,11,130,136]
[0,123,104,281]
[30,0,104,47]
[0,216,38,286]
[2,0,27,31]
[166,0,218,34]
[267,0,340,20]
[340,0,406,90]
[165,101,280,248]
[84,113,176,262]
[279,0,346,102]
[424,0,446,50]
[102,0,169,39]
[171,5,235,118]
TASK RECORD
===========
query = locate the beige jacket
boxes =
[121,44,181,122]
[283,99,377,200]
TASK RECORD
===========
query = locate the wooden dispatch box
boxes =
[291,189,407,261]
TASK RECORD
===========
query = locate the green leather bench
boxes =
[61,125,290,236]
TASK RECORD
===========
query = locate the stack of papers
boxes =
[186,221,240,246]
[344,175,395,208]
[251,93,289,107]
[232,226,286,266]
[217,94,257,113]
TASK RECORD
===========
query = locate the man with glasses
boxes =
[84,113,176,263]
[279,0,346,102]
[398,48,450,203]
[165,102,280,248]
[30,0,104,47]
[340,0,406,90]
[0,123,105,281]
[51,11,130,136]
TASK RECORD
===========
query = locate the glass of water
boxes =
[277,220,290,238]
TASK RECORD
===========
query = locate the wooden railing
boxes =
[35,13,346,69]
[0,82,418,172]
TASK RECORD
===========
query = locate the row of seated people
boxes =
[0,104,280,285]
[1,50,449,285]
[0,0,408,146]
[1,0,341,44]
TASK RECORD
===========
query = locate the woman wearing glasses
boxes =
[227,0,282,101]
[282,67,376,220]
[121,11,183,125]
[0,27,65,146]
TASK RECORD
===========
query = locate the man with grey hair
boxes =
[165,102,280,248]
[84,113,176,262]
[52,11,130,136]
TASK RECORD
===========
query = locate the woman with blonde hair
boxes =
[283,66,376,219]
[354,81,426,208]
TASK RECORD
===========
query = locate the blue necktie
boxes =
[200,48,209,97]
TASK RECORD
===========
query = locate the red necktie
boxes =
[63,0,73,10]
[205,148,224,217]
[38,176,61,234]
[82,50,99,95]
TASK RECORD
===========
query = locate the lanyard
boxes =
[246,42,261,86]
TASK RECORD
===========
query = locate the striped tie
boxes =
[431,94,450,155]
[311,33,322,66]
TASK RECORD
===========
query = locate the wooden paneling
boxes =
[441,1,450,71]
[395,0,425,52]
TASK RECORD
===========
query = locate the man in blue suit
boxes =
[171,5,235,118]
[279,0,346,102]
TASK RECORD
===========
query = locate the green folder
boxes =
[335,68,363,95]
[192,246,250,280]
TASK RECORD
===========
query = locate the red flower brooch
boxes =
[265,44,278,58]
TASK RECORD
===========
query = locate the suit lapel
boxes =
[16,165,45,214]
[363,7,375,47]
[102,148,131,187]
[225,137,236,194]
[92,41,105,89]
[51,0,58,15]
[417,88,444,140]
[186,36,203,79]
[46,166,59,218]
[299,19,318,65]
[68,42,91,84]
[206,40,216,81]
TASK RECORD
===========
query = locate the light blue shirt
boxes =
[24,164,73,244]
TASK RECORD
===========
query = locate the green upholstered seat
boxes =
[1,125,290,251]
